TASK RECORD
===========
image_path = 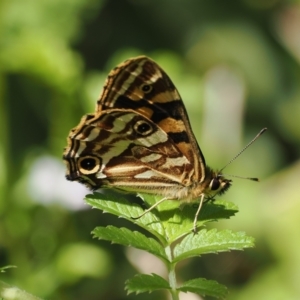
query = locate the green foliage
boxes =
[1,0,299,299]
[0,266,16,273]
[0,280,43,300]
[88,192,254,299]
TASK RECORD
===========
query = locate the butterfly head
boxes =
[206,170,232,199]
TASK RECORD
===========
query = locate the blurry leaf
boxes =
[0,281,43,300]
[0,266,16,273]
[55,243,111,281]
[178,278,228,299]
[125,273,170,295]
[188,22,279,100]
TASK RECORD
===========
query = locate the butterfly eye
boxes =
[140,84,153,94]
[133,120,153,136]
[209,178,221,191]
[78,156,101,174]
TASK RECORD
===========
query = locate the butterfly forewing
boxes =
[96,56,206,183]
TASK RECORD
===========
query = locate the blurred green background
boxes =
[1,0,300,299]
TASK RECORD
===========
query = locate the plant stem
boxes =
[165,245,180,300]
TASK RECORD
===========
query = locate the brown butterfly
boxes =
[63,56,265,232]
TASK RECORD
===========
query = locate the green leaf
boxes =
[125,273,170,295]
[139,194,238,243]
[86,192,239,245]
[92,226,168,262]
[85,192,168,245]
[83,188,251,299]
[178,278,228,299]
[173,229,255,262]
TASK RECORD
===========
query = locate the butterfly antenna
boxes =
[219,127,267,174]
[221,173,260,182]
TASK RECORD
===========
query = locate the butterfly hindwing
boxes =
[64,109,195,195]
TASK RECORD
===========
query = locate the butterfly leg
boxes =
[131,197,168,220]
[193,194,205,234]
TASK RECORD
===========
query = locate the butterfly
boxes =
[63,55,251,232]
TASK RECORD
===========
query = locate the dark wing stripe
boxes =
[167,131,190,144]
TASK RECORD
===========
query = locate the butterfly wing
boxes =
[64,109,198,196]
[96,56,207,184]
